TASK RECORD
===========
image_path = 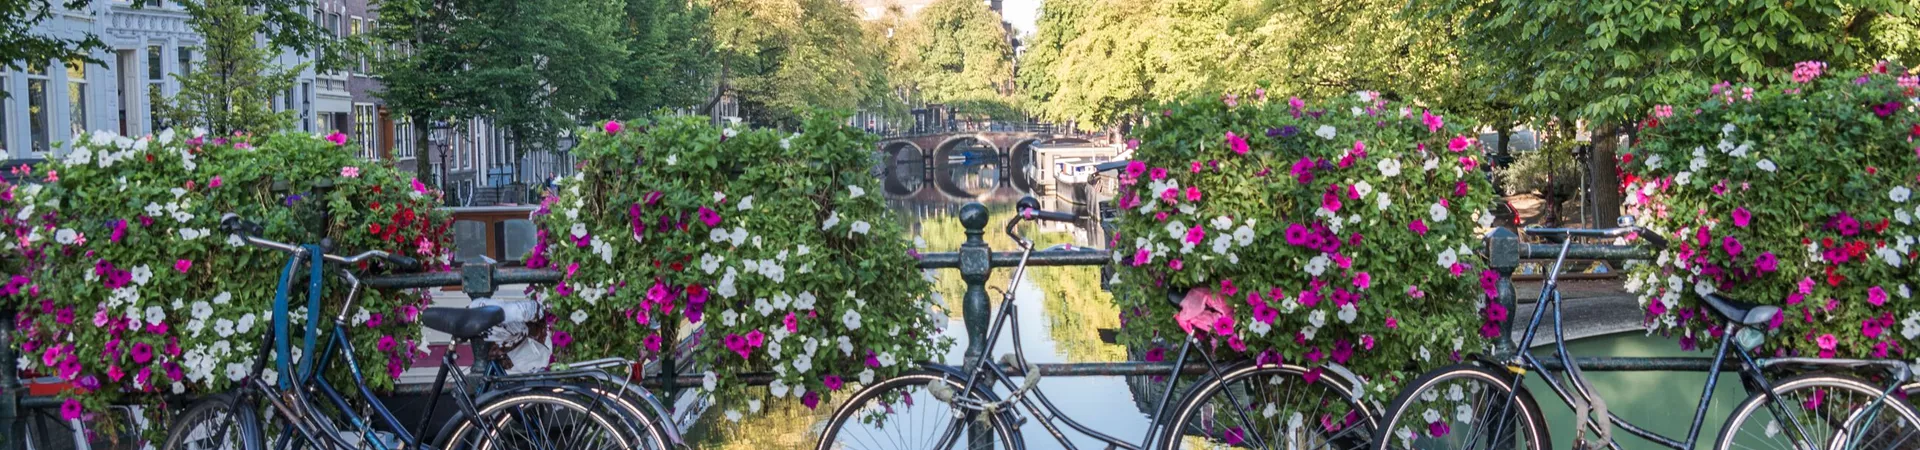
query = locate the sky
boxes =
[1003,0,1041,37]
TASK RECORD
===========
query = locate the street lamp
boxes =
[430,120,450,190]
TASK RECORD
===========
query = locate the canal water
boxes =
[684,161,1745,450]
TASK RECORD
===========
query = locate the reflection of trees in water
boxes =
[1030,263,1124,363]
[684,387,845,450]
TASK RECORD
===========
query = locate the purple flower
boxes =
[644,191,664,206]
[60,398,83,421]
[1225,131,1250,155]
[697,206,721,228]
[1428,421,1450,438]
[1756,252,1778,273]
[1868,286,1888,306]
[130,342,153,364]
[1732,207,1751,228]
[1722,236,1743,257]
[109,220,127,243]
[801,391,821,409]
[553,331,573,348]
[1289,157,1315,184]
[824,375,844,391]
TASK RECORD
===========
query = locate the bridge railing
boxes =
[0,203,1673,447]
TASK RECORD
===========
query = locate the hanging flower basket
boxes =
[1621,62,1918,362]
[1111,91,1502,402]
[6,130,452,438]
[531,113,948,418]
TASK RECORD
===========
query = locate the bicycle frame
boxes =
[1484,238,1899,450]
[925,239,1281,450]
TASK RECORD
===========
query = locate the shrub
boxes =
[7,130,451,437]
[530,113,948,417]
[1621,63,1918,363]
[1112,91,1501,405]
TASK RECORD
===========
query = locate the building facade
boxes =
[1,1,203,160]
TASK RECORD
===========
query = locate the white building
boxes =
[1,0,330,160]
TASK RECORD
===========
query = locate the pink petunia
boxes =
[603,120,623,134]
[1409,220,1428,236]
[326,131,348,146]
[1732,207,1751,227]
[1169,259,1183,270]
[1448,136,1472,152]
[1185,186,1202,202]
[1185,225,1206,244]
[697,206,722,228]
[1868,286,1888,306]
[1721,236,1743,257]
[1353,272,1372,290]
[1225,131,1250,155]
[341,166,361,178]
[174,259,192,273]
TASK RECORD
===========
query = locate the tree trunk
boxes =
[1587,124,1623,229]
[414,113,434,188]
[698,63,729,116]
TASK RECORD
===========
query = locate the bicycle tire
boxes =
[436,390,638,450]
[1162,362,1375,450]
[1370,364,1548,450]
[1716,372,1920,450]
[163,392,266,450]
[814,369,1021,450]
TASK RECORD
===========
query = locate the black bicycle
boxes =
[1370,222,1919,450]
[160,214,672,450]
[815,197,1376,450]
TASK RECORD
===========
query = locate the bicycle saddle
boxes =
[423,306,506,340]
[1700,293,1779,326]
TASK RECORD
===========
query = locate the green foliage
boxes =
[531,112,947,415]
[1115,92,1500,403]
[901,0,1016,119]
[7,130,451,439]
[1414,0,1920,123]
[469,0,626,151]
[703,0,895,128]
[1620,67,1917,361]
[592,0,717,118]
[164,0,305,136]
[1,0,355,83]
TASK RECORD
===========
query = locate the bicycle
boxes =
[160,214,669,450]
[815,196,1377,450]
[1370,221,1920,450]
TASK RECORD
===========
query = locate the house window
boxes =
[148,45,166,132]
[1,73,9,156]
[178,48,193,77]
[67,60,88,137]
[328,13,342,39]
[392,118,412,159]
[354,104,376,159]
[27,62,51,154]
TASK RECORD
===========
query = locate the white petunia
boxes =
[822,210,841,230]
[1166,220,1188,239]
[859,368,876,385]
[849,185,866,199]
[1675,171,1693,186]
[703,371,718,391]
[571,310,589,324]
[1233,226,1256,246]
[1304,255,1330,276]
[1429,203,1449,222]
[1689,156,1708,172]
[1314,125,1337,140]
[1210,236,1232,254]
[1892,186,1911,203]
[1377,158,1402,177]
[737,196,754,211]
[769,379,789,398]
[237,314,255,334]
[725,410,742,422]
[226,363,248,381]
[1437,249,1459,268]
[709,228,729,243]
[838,336,854,356]
[131,265,154,285]
[796,291,817,310]
[1210,215,1234,230]
[215,319,235,337]
[842,309,863,330]
[729,227,748,247]
[851,221,871,235]
[666,154,678,166]
[1248,320,1270,336]
[144,306,166,326]
[1757,159,1777,172]
[54,229,77,245]
[1308,310,1328,328]
[1353,180,1374,198]
[1337,303,1357,323]
[721,309,739,327]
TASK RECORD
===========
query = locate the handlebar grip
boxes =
[219,214,264,235]
[1633,227,1668,250]
[383,254,422,271]
[1015,196,1077,223]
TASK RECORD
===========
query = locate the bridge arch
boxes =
[931,134,1004,200]
[878,141,927,195]
[1007,138,1040,192]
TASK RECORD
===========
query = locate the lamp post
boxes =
[430,120,450,189]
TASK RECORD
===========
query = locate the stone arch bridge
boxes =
[876,131,1095,202]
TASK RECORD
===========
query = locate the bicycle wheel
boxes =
[1370,364,1547,450]
[1716,372,1920,450]
[163,392,265,450]
[1163,363,1375,450]
[814,370,1020,450]
[437,390,636,450]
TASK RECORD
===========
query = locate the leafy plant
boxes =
[1113,91,1500,405]
[1497,128,1582,226]
[531,112,948,417]
[1621,63,1917,363]
[6,130,451,439]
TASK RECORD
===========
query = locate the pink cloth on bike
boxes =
[1174,288,1235,336]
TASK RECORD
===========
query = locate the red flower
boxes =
[1825,266,1845,287]
[1911,124,1920,137]
[369,223,383,235]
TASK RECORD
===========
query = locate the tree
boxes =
[701,0,892,127]
[1414,0,1920,226]
[163,0,304,135]
[1017,0,1090,113]
[907,0,1017,120]
[592,0,716,119]
[374,0,481,186]
[470,0,626,180]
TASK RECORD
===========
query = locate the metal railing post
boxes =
[1484,228,1522,358]
[955,203,994,450]
[1,307,23,450]
[956,203,991,365]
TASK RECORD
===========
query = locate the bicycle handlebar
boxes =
[220,214,422,270]
[1006,196,1077,248]
[1525,226,1668,249]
